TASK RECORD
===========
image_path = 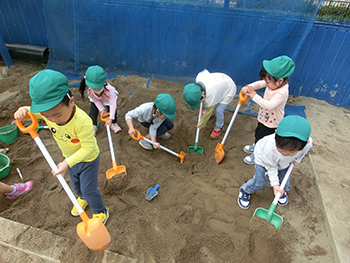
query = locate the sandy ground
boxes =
[1,60,347,262]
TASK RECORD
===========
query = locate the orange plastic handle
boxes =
[130,129,144,141]
[16,112,39,139]
[100,112,110,123]
[238,89,248,105]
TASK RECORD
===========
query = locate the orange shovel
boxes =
[100,114,126,179]
[17,112,111,251]
[131,129,187,163]
[215,90,248,164]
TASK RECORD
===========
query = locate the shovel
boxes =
[23,124,49,134]
[214,90,248,164]
[131,129,187,164]
[101,114,126,179]
[187,102,204,154]
[17,112,111,251]
[252,163,294,230]
[145,184,159,201]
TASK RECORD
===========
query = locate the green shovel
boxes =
[187,102,204,154]
[252,163,294,230]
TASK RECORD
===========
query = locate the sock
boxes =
[8,185,17,195]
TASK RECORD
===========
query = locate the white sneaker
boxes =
[243,144,255,154]
[159,132,171,139]
[139,139,153,150]
[110,123,122,133]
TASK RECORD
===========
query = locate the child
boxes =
[242,55,295,165]
[1,181,33,199]
[125,93,176,150]
[183,69,237,139]
[79,65,121,135]
[238,115,313,209]
[14,69,109,224]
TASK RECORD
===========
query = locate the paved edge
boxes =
[0,217,136,263]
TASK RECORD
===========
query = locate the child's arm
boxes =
[126,119,135,136]
[252,89,287,110]
[107,86,117,121]
[14,107,29,121]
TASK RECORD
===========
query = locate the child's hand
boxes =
[128,127,135,137]
[153,142,160,149]
[101,110,107,116]
[273,185,285,197]
[14,107,29,122]
[52,161,69,177]
[106,119,112,126]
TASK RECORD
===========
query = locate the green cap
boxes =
[183,83,202,109]
[263,55,295,79]
[29,69,69,113]
[276,115,311,142]
[85,65,106,89]
[155,93,176,119]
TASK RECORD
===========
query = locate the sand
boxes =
[0,60,343,262]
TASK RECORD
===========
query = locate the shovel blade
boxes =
[187,144,204,154]
[106,161,127,179]
[214,143,225,164]
[145,189,158,201]
[77,218,111,251]
[253,207,284,230]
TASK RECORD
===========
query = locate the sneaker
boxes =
[243,144,255,154]
[6,181,33,199]
[93,125,98,136]
[159,132,171,139]
[210,126,223,139]
[110,123,122,133]
[139,139,153,150]
[93,207,109,225]
[71,197,89,216]
[201,110,214,119]
[238,188,251,209]
[278,192,289,206]
[243,153,255,165]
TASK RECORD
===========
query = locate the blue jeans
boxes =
[141,118,174,136]
[67,155,106,214]
[241,164,292,194]
[214,103,228,128]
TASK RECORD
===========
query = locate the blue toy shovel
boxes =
[252,163,294,230]
[145,184,159,201]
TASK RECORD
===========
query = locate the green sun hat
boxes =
[183,83,202,109]
[155,93,176,119]
[276,115,311,142]
[29,69,70,113]
[263,55,295,79]
[85,65,106,89]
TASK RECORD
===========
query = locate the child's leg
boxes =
[78,156,106,214]
[241,164,268,194]
[214,103,228,128]
[89,102,99,126]
[278,166,292,192]
[156,119,174,136]
[254,122,275,144]
[0,182,15,194]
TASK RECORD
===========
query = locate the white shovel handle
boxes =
[143,137,179,157]
[272,163,294,205]
[33,137,84,214]
[106,125,116,163]
[195,102,203,143]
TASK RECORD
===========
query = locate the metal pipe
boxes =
[5,43,49,63]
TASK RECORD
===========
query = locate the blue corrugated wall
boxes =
[1,0,349,108]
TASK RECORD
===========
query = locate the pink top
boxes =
[250,80,289,128]
[87,82,118,120]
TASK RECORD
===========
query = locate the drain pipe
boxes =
[5,43,49,63]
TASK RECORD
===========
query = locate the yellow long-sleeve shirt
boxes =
[29,106,99,167]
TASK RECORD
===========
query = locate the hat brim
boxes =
[30,98,62,113]
[163,112,176,120]
[85,79,104,89]
[188,100,201,109]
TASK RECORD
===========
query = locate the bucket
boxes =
[0,153,11,179]
[0,125,18,144]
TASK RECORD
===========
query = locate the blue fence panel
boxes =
[0,0,47,47]
[292,23,350,108]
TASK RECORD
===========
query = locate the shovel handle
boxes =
[131,129,144,141]
[272,163,294,205]
[16,112,39,139]
[100,112,110,123]
[238,89,248,105]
